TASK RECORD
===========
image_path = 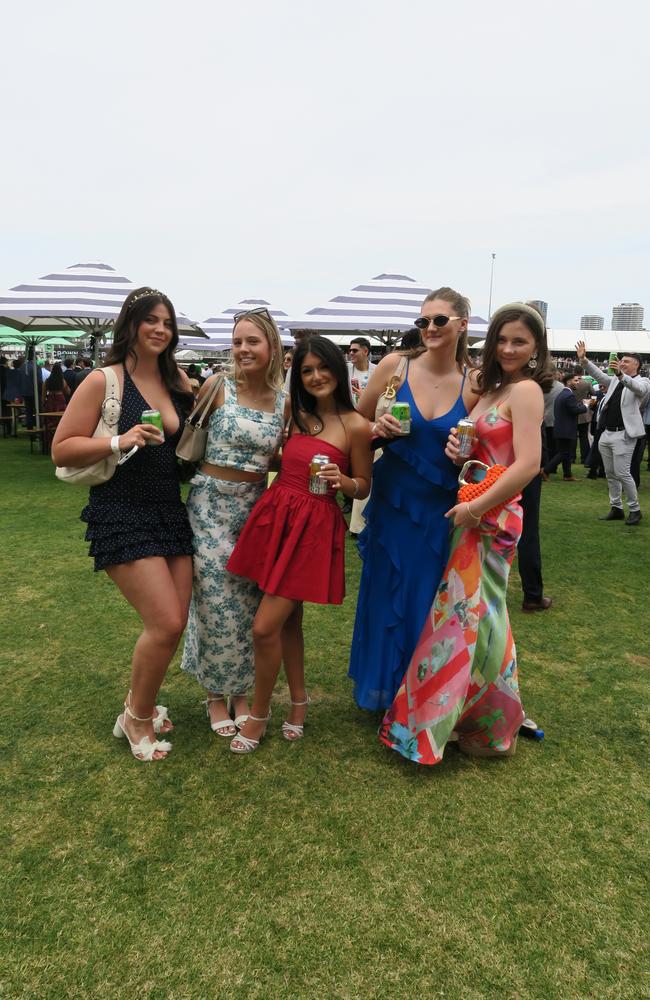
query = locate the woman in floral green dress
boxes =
[180,309,286,736]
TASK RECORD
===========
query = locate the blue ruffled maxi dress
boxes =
[348,366,468,711]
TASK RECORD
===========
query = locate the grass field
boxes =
[1,436,648,1000]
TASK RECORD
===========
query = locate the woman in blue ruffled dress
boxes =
[348,286,479,711]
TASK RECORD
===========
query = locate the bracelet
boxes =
[350,477,360,498]
[466,502,481,524]
[110,435,122,457]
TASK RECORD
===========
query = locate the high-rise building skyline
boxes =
[528,299,548,322]
[611,303,644,330]
[580,315,604,330]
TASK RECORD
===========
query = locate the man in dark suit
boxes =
[543,373,588,481]
[519,426,552,612]
[62,357,78,395]
[572,367,593,464]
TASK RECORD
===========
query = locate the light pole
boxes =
[488,252,496,319]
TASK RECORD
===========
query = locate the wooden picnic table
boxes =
[8,402,24,436]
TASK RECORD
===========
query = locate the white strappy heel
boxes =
[230,713,271,754]
[113,703,172,762]
[123,691,173,735]
[203,697,237,737]
[282,695,311,742]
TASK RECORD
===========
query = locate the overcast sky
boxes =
[2,0,648,328]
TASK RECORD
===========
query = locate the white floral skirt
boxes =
[180,472,266,693]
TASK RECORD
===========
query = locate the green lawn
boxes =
[0,436,648,1000]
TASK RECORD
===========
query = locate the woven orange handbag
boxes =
[457,461,518,519]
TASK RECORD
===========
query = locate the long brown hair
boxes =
[477,304,554,395]
[104,287,192,404]
[403,286,471,369]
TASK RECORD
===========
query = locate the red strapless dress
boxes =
[226,434,349,604]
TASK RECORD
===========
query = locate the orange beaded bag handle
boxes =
[457,461,517,519]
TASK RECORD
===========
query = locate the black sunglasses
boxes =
[233,306,272,324]
[414,314,462,330]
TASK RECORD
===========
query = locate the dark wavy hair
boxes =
[290,336,355,433]
[45,362,65,393]
[478,305,554,395]
[104,287,192,405]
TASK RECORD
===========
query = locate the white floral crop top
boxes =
[205,378,285,473]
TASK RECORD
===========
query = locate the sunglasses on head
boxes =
[414,314,463,330]
[233,306,272,324]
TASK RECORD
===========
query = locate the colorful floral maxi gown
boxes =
[379,409,525,765]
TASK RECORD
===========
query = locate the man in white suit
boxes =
[576,341,650,525]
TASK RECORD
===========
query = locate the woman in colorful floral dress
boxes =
[380,303,554,765]
[180,309,286,737]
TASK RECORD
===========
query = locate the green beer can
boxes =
[607,352,618,376]
[391,402,411,435]
[141,409,164,443]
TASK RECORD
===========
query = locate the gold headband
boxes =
[490,301,546,336]
[128,288,165,309]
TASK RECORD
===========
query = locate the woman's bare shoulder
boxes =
[375,351,405,373]
[511,378,543,401]
[344,409,372,434]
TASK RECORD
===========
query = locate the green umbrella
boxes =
[0,329,83,431]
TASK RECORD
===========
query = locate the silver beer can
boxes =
[456,419,476,459]
[309,454,330,495]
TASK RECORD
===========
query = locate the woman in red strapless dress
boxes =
[227,336,373,753]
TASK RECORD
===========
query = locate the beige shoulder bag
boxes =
[175,375,224,463]
[374,355,408,422]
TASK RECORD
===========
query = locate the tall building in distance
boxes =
[528,300,548,322]
[580,315,604,330]
[611,303,644,330]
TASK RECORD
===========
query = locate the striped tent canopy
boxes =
[287,273,488,341]
[0,261,204,337]
[179,298,293,352]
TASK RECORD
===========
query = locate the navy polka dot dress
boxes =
[81,367,194,571]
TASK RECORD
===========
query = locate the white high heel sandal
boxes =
[125,690,172,735]
[113,703,172,762]
[203,697,237,737]
[282,695,311,742]
[229,713,271,754]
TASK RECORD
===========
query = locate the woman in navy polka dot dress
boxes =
[53,288,194,763]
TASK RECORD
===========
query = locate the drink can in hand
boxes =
[456,418,476,458]
[141,409,164,443]
[391,402,411,435]
[309,454,330,495]
[607,352,618,376]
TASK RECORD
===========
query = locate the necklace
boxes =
[238,385,268,404]
[309,419,323,435]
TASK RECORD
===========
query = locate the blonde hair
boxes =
[227,311,285,391]
[401,285,471,368]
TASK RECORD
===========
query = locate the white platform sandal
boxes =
[203,697,237,737]
[230,713,271,754]
[282,695,311,742]
[113,703,172,762]
[152,704,173,734]
[124,691,172,735]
